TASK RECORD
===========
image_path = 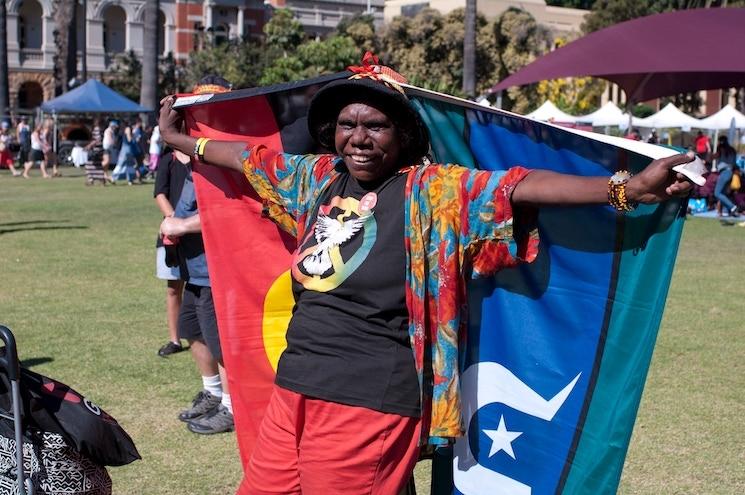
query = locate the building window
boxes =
[18,0,43,50]
[209,24,229,45]
[103,5,127,54]
[18,81,44,109]
[193,22,204,52]
[401,3,429,18]
[158,10,167,55]
[76,2,86,51]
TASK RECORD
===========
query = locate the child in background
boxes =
[0,121,21,176]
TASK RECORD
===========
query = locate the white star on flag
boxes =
[483,415,523,459]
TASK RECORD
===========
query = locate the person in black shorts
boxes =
[153,149,189,357]
[159,76,235,435]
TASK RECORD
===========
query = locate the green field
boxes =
[0,171,743,494]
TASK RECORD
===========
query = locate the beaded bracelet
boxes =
[193,137,205,161]
[608,170,637,212]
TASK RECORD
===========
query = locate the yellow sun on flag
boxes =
[262,270,294,371]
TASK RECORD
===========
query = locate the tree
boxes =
[492,8,552,112]
[336,13,377,53]
[463,0,477,98]
[159,53,183,97]
[0,0,9,118]
[545,0,594,7]
[582,0,745,34]
[661,93,705,116]
[184,40,276,90]
[260,36,359,85]
[263,8,304,57]
[107,50,142,101]
[52,0,75,94]
[140,0,159,125]
[536,77,605,115]
[534,37,605,114]
[380,8,498,96]
[581,0,660,33]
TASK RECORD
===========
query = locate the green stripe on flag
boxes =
[561,189,685,493]
[410,97,475,167]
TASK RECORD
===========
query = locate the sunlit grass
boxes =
[1,170,742,494]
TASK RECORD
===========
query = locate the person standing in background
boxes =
[16,117,31,175]
[694,130,712,165]
[132,119,147,179]
[712,135,739,217]
[0,121,21,176]
[148,125,162,173]
[154,148,189,357]
[23,123,49,178]
[41,118,59,177]
[111,125,138,185]
[102,120,120,182]
[159,75,235,435]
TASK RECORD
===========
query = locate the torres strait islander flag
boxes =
[175,73,689,495]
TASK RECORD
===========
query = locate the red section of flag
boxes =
[183,96,294,493]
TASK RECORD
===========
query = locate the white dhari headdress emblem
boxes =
[302,213,371,275]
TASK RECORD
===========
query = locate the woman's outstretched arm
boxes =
[510,152,695,207]
[158,95,246,173]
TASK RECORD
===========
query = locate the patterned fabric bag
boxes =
[0,428,111,495]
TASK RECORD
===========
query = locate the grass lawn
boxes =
[1,170,743,494]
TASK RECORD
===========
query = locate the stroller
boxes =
[0,326,139,495]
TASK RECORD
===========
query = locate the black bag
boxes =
[0,366,140,467]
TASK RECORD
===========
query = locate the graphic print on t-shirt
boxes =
[292,192,379,292]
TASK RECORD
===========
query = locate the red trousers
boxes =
[245,386,421,495]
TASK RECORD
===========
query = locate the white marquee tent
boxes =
[697,104,745,130]
[635,103,703,129]
[525,101,577,123]
[575,101,643,127]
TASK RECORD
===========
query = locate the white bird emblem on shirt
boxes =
[302,213,370,275]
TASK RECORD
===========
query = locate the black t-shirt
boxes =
[276,171,420,417]
[153,152,188,248]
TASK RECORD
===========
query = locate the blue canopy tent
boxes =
[40,79,150,114]
[40,79,151,155]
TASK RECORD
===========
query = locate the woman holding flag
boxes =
[159,54,693,495]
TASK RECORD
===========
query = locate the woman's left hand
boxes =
[158,95,182,146]
[626,152,696,204]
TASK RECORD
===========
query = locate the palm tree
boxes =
[462,0,477,99]
[0,0,10,118]
[140,0,159,126]
[52,0,75,94]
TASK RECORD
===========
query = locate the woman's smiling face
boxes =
[334,103,402,183]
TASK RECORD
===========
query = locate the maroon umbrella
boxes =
[490,8,745,103]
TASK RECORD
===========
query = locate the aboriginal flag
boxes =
[177,75,686,495]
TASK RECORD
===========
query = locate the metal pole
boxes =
[0,325,26,495]
[53,113,58,154]
[81,0,87,82]
[11,381,26,495]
